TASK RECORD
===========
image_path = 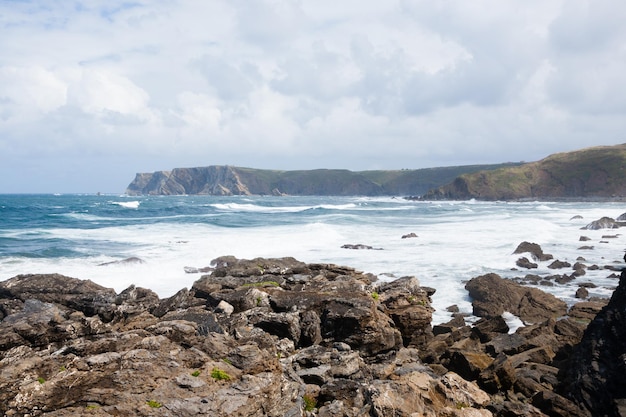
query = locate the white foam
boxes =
[1,199,624,326]
[502,311,526,334]
[111,201,140,209]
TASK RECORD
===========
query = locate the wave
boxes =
[210,202,360,213]
[111,201,141,209]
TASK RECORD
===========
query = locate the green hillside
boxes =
[423,144,626,200]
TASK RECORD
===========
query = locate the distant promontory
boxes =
[423,144,626,200]
[125,144,626,199]
[125,163,521,197]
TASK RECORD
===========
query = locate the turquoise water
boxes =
[1,194,625,323]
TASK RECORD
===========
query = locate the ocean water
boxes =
[1,194,624,324]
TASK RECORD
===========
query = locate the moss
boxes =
[371,292,379,300]
[191,370,201,377]
[303,394,317,411]
[37,377,46,384]
[211,367,231,381]
[146,400,162,408]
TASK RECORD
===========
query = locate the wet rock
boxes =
[516,257,538,269]
[513,241,554,261]
[581,216,625,230]
[465,273,568,324]
[341,244,383,250]
[549,260,572,269]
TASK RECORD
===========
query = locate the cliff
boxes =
[125,164,522,196]
[423,144,626,200]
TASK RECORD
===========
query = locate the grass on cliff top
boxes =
[458,144,626,198]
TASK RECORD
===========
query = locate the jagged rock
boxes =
[581,216,624,230]
[562,267,626,416]
[549,260,572,269]
[401,232,418,239]
[513,241,554,261]
[1,254,614,417]
[465,273,568,324]
[0,273,118,321]
[516,257,538,269]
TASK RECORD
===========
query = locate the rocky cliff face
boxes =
[125,164,523,196]
[126,166,253,196]
[423,143,626,200]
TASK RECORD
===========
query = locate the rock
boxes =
[0,273,118,321]
[513,241,553,261]
[549,260,572,269]
[401,232,418,239]
[575,287,589,299]
[516,257,538,269]
[581,216,623,230]
[215,300,235,315]
[579,236,591,241]
[562,267,626,416]
[341,244,383,250]
[0,255,601,417]
[465,273,568,324]
[98,256,145,266]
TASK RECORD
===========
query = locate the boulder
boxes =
[581,216,624,230]
[465,273,568,324]
[513,241,553,261]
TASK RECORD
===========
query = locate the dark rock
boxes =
[516,257,538,269]
[562,268,626,416]
[341,244,383,250]
[575,287,589,299]
[549,260,572,269]
[513,241,554,261]
[0,273,118,321]
[579,236,591,241]
[555,274,575,284]
[401,232,418,239]
[465,273,568,324]
[581,216,624,230]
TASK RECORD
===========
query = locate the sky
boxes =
[1,0,625,193]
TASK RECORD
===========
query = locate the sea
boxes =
[1,194,625,324]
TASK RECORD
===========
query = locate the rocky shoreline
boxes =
[1,248,625,416]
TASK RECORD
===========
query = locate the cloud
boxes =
[0,0,625,192]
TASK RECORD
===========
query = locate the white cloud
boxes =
[0,0,625,192]
[0,66,67,120]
